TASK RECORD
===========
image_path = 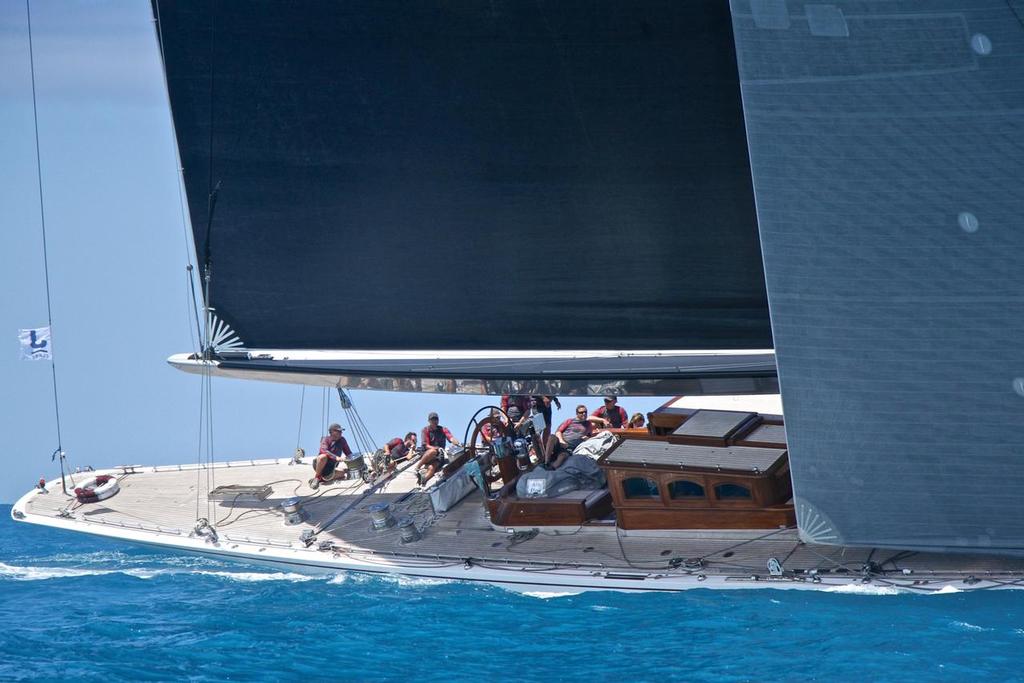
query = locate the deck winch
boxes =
[397,516,420,544]
[345,453,367,481]
[368,502,395,530]
[513,439,530,470]
[281,497,307,525]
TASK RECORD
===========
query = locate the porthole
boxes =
[714,483,752,500]
[622,477,660,499]
[668,480,705,498]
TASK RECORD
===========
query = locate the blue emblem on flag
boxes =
[18,326,52,360]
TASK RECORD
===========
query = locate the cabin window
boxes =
[714,483,752,500]
[622,477,660,499]
[668,480,705,499]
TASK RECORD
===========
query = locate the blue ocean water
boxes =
[3,505,1024,683]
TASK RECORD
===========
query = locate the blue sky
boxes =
[0,1,670,503]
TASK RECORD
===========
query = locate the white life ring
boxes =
[74,474,120,503]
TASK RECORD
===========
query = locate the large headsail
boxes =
[153,1,771,363]
[730,1,1024,552]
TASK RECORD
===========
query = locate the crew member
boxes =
[532,395,560,439]
[545,404,595,469]
[418,412,462,486]
[480,408,505,444]
[591,395,628,429]
[383,432,418,466]
[505,403,529,437]
[501,394,531,416]
[628,412,646,429]
[310,423,352,489]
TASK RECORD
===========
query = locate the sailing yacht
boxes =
[13,0,1024,592]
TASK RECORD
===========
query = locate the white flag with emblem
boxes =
[18,326,52,360]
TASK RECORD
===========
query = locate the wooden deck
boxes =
[17,457,1024,592]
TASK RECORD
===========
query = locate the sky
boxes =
[0,1,672,503]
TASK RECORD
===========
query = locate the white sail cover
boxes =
[730,1,1024,552]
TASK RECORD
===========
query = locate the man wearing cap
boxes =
[417,412,462,486]
[591,395,629,429]
[310,423,352,489]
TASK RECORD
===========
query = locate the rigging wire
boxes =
[295,385,306,451]
[184,0,223,524]
[337,389,378,455]
[205,349,215,520]
[152,0,203,352]
[1006,0,1024,34]
[183,269,198,353]
[321,387,328,434]
[194,377,204,521]
[25,0,71,493]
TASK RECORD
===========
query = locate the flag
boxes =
[18,326,51,360]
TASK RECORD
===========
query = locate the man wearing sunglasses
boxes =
[544,404,597,469]
[591,395,628,429]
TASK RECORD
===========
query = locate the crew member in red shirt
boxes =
[480,408,506,444]
[545,404,596,469]
[417,412,462,486]
[501,394,531,418]
[310,423,352,489]
[591,395,628,429]
[384,432,417,464]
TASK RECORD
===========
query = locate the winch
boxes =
[398,516,421,544]
[281,497,307,525]
[513,438,530,470]
[368,502,395,530]
[345,453,367,481]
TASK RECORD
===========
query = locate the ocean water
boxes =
[3,506,1024,682]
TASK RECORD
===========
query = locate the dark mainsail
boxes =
[730,0,1024,552]
[153,0,771,353]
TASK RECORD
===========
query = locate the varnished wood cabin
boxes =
[481,398,795,530]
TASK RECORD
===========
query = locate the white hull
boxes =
[13,459,1024,595]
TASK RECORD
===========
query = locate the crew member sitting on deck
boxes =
[544,404,596,469]
[310,423,352,489]
[628,412,646,429]
[591,395,628,429]
[417,412,462,486]
[383,432,418,467]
